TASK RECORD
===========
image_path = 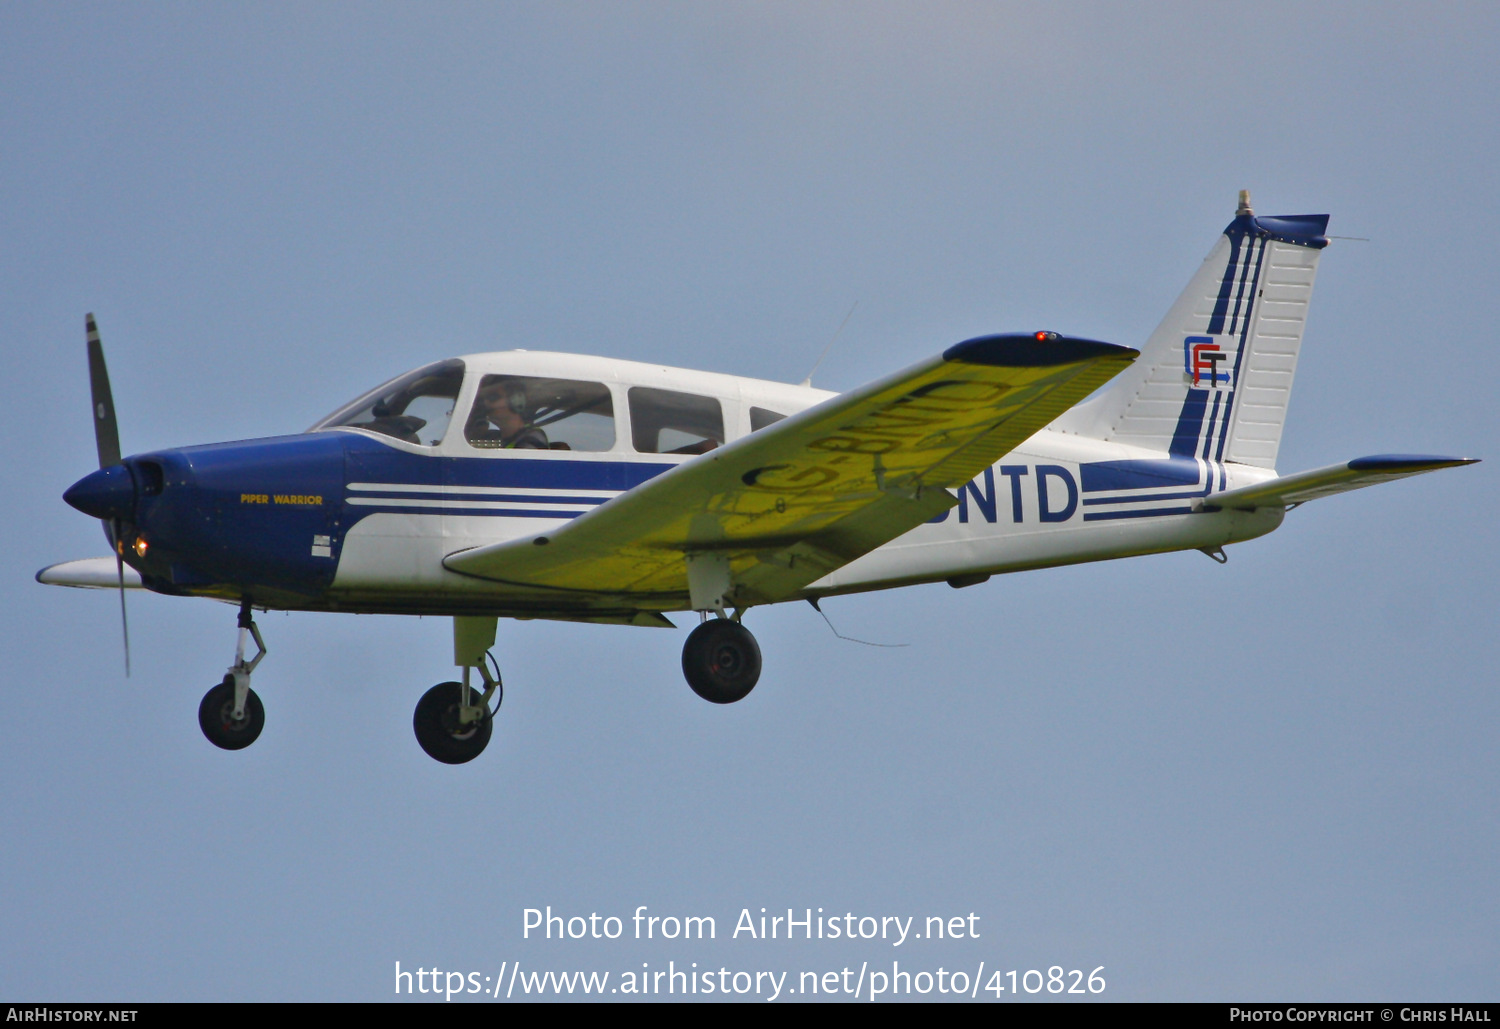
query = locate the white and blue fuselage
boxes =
[80,347,1281,620]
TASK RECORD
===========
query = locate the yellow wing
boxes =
[443,333,1137,609]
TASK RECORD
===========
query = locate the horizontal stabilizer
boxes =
[36,557,145,589]
[1203,455,1478,511]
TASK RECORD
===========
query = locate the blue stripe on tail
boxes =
[1170,389,1211,457]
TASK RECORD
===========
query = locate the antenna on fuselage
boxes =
[806,597,909,648]
[800,300,858,388]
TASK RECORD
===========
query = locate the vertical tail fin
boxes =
[1062,194,1329,469]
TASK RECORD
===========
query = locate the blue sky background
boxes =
[2,2,1496,1002]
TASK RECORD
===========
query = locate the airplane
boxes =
[38,192,1477,764]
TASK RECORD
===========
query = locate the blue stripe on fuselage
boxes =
[340,437,677,526]
[1076,456,1212,518]
[343,435,675,492]
[1082,505,1195,522]
[1080,457,1202,493]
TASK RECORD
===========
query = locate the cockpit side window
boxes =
[628,387,725,455]
[465,375,615,452]
[307,359,464,447]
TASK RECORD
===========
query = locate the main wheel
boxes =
[413,681,493,764]
[199,676,265,751]
[682,619,761,704]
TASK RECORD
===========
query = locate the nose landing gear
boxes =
[199,677,265,750]
[199,600,267,751]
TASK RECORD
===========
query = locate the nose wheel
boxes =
[682,617,761,704]
[199,676,265,750]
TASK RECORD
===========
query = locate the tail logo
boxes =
[1185,335,1233,389]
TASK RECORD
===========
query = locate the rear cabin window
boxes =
[628,387,724,455]
[465,375,615,452]
[749,407,788,432]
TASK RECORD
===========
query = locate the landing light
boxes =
[134,536,149,559]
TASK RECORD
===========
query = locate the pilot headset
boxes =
[484,380,528,417]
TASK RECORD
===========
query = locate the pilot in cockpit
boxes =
[466,378,549,449]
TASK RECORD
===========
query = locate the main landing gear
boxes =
[682,616,761,704]
[413,669,500,765]
[413,616,502,765]
[680,552,762,704]
[199,600,267,751]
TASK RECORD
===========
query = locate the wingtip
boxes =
[1346,455,1480,473]
[944,332,1137,368]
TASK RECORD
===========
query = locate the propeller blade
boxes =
[113,518,131,678]
[86,313,121,469]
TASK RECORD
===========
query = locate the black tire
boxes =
[199,675,265,751]
[681,619,761,704]
[413,681,493,764]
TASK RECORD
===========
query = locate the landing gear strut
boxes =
[199,600,266,750]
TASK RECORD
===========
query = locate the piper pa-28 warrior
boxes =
[40,194,1477,763]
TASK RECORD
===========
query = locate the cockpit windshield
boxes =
[307,359,465,447]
